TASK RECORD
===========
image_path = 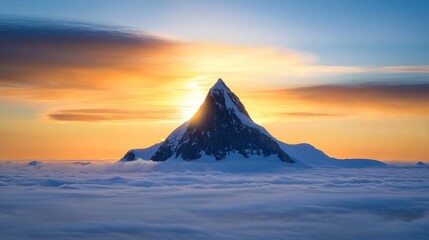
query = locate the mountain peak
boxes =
[210,78,229,92]
[206,78,252,122]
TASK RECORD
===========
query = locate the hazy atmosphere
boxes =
[1,1,428,240]
[0,0,428,162]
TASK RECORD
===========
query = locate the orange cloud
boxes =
[47,109,180,122]
[380,66,429,73]
[249,82,429,119]
[279,112,347,118]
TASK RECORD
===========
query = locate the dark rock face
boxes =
[151,141,175,161]
[123,150,136,161]
[151,79,294,163]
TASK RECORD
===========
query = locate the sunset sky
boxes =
[0,0,428,161]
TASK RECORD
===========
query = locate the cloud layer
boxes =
[0,161,428,240]
[0,17,191,122]
[0,18,179,88]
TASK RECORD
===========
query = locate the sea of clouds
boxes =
[0,160,428,240]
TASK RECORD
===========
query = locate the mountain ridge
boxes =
[121,78,385,168]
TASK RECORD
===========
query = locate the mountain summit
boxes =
[121,78,385,168]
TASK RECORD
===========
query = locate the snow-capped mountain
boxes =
[121,79,385,168]
[124,79,294,163]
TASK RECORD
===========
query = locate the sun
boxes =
[180,106,198,121]
[179,92,205,121]
[178,80,207,121]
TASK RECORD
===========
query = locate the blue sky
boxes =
[1,0,428,66]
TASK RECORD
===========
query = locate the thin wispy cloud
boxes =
[381,66,429,73]
[250,81,429,118]
[47,109,181,122]
[279,112,347,118]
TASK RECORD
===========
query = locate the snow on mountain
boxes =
[279,142,385,168]
[209,79,272,137]
[122,143,161,162]
[121,78,385,168]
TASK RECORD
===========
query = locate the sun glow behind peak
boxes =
[178,79,207,122]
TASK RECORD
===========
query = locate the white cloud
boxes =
[0,161,428,239]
